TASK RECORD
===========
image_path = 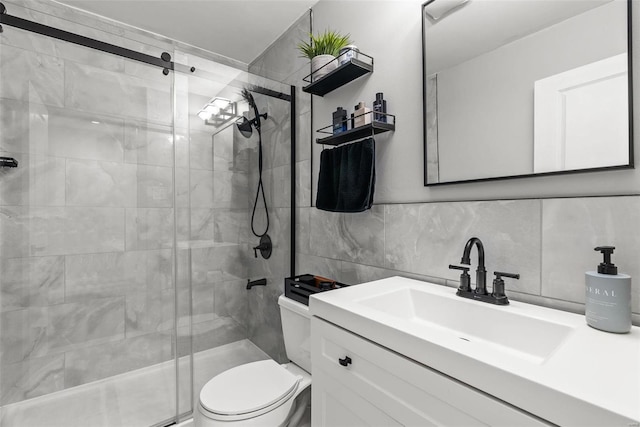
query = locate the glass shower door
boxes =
[173,49,295,421]
[0,13,179,427]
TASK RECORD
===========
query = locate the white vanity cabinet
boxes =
[311,317,550,427]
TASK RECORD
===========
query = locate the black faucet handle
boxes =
[491,271,519,305]
[252,243,267,258]
[449,264,470,272]
[494,271,520,280]
[449,264,471,293]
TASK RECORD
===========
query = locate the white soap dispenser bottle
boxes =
[585,246,632,333]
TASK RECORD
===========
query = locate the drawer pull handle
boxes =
[338,356,352,367]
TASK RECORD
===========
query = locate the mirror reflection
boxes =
[423,0,632,185]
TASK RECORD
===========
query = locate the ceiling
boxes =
[425,0,612,74]
[54,0,318,64]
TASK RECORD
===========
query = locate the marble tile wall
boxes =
[0,35,175,403]
[296,196,640,325]
[270,3,640,333]
[246,11,311,363]
[0,2,253,407]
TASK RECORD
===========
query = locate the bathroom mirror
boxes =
[423,0,633,185]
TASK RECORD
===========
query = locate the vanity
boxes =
[309,277,640,426]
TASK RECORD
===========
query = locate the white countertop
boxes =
[309,276,640,426]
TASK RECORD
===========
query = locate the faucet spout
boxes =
[247,278,267,290]
[461,237,487,294]
[462,237,484,266]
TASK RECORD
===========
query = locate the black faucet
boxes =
[246,278,267,289]
[461,237,487,295]
[449,237,519,305]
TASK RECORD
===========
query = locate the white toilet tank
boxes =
[278,295,311,373]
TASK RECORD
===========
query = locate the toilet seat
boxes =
[199,360,301,422]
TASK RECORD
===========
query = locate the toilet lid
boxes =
[200,360,300,416]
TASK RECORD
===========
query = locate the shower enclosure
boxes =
[0,1,296,426]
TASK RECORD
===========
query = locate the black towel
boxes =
[316,138,375,213]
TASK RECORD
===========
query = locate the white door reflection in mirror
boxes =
[534,53,628,173]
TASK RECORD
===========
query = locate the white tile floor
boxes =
[0,340,269,427]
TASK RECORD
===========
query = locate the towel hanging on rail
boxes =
[316,138,375,213]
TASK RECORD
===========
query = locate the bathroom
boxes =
[0,0,638,426]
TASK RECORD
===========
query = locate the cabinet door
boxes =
[311,317,551,427]
[312,367,402,427]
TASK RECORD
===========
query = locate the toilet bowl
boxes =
[195,295,311,427]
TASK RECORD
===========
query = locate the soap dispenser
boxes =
[585,246,631,333]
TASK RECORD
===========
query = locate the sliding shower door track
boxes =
[0,2,195,75]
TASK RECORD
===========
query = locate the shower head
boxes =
[236,88,268,138]
[242,88,257,111]
[236,116,254,138]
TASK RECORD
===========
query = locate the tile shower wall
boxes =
[0,0,249,406]
[0,30,174,404]
[248,12,311,363]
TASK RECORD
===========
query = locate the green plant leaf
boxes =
[296,29,351,59]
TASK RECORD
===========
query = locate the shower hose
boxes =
[251,117,269,238]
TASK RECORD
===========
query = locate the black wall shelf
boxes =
[303,57,373,96]
[316,121,395,146]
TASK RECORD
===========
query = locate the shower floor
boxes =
[0,340,269,427]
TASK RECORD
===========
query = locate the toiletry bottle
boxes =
[373,92,387,122]
[339,45,359,65]
[585,246,632,333]
[350,105,357,130]
[332,107,347,134]
[353,102,371,128]
[341,109,348,132]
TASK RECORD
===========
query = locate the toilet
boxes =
[195,294,312,426]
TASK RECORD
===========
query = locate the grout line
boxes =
[539,199,544,297]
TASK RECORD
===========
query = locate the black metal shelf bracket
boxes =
[0,2,196,75]
[316,111,395,146]
[302,52,374,96]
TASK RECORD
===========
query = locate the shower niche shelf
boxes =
[302,53,373,96]
[316,112,395,146]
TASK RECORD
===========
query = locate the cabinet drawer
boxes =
[311,317,550,427]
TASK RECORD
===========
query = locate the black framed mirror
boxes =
[422,0,633,186]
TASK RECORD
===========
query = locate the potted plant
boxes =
[297,29,351,81]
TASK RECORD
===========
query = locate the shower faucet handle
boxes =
[252,235,272,260]
[253,242,269,257]
[252,246,261,258]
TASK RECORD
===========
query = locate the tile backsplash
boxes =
[297,196,640,325]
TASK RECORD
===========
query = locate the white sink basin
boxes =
[355,286,574,363]
[309,276,640,425]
